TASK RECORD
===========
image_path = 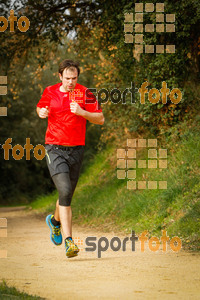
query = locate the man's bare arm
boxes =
[81,111,104,125]
[70,102,104,125]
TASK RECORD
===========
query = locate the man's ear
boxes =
[59,73,62,81]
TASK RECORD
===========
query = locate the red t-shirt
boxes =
[37,82,102,145]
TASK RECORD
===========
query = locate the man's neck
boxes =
[59,84,74,93]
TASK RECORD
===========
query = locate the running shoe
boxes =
[46,214,62,245]
[65,238,79,258]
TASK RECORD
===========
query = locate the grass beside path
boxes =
[30,117,200,251]
[0,280,44,299]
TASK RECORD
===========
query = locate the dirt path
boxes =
[0,207,199,300]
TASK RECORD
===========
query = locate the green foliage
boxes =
[74,0,200,142]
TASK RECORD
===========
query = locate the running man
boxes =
[36,59,104,258]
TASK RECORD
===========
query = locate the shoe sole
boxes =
[66,251,79,258]
[66,246,79,258]
[46,215,62,246]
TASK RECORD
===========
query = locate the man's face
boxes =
[59,68,78,91]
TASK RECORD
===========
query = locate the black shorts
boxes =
[45,144,85,178]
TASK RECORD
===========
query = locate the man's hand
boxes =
[38,106,49,118]
[70,100,104,124]
[70,101,83,116]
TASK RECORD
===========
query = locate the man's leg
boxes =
[54,199,60,221]
[51,172,80,257]
[59,206,72,238]
[51,172,73,239]
[53,199,72,238]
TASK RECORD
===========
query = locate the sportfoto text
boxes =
[85,230,182,258]
[85,81,182,105]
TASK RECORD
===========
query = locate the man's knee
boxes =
[59,185,72,206]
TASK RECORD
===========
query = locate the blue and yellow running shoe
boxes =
[46,214,62,246]
[65,238,79,258]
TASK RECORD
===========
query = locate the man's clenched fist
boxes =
[39,106,49,118]
[70,101,83,116]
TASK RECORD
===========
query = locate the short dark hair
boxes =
[59,59,80,76]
